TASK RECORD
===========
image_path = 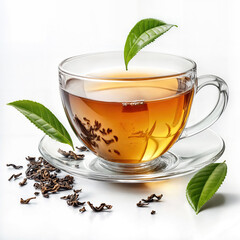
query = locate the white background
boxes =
[0,0,239,239]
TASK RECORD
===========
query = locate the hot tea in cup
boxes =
[59,52,228,170]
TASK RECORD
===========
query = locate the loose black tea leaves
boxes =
[72,115,121,155]
[6,163,23,169]
[83,117,90,123]
[107,128,112,134]
[137,193,163,209]
[94,120,101,131]
[79,206,86,213]
[19,178,27,186]
[99,128,107,135]
[20,197,36,204]
[61,191,85,207]
[74,116,100,148]
[151,210,156,215]
[43,193,49,198]
[8,154,116,214]
[25,156,36,162]
[58,148,85,160]
[57,149,69,157]
[76,146,88,152]
[114,150,120,155]
[101,138,114,145]
[60,195,71,200]
[87,201,112,212]
[25,156,74,198]
[8,173,22,181]
[69,151,84,160]
[136,201,149,207]
[142,194,163,203]
[73,189,82,193]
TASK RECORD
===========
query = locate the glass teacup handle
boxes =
[179,75,229,140]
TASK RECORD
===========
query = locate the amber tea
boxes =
[60,70,194,164]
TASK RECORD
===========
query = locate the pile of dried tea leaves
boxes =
[6,147,112,213]
[7,147,164,215]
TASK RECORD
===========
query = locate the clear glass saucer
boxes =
[38,129,225,183]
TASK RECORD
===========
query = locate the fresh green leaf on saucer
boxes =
[124,18,177,70]
[7,100,74,149]
[186,162,227,214]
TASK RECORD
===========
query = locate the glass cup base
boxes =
[98,153,179,174]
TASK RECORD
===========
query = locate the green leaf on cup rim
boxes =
[124,18,177,70]
[7,100,74,149]
[186,161,227,214]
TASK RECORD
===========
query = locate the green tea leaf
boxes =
[124,18,177,70]
[186,162,227,214]
[8,100,74,149]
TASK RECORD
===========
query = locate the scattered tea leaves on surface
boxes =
[136,201,149,207]
[87,201,112,212]
[73,189,82,193]
[8,173,22,181]
[6,164,23,169]
[19,178,27,186]
[79,206,86,213]
[61,191,85,207]
[20,197,36,204]
[142,193,163,203]
[58,148,84,160]
[76,146,88,152]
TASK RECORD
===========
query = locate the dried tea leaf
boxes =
[6,164,23,169]
[79,206,86,213]
[136,201,149,207]
[87,201,112,212]
[142,193,163,203]
[76,146,88,152]
[19,178,27,186]
[20,197,36,204]
[8,173,22,181]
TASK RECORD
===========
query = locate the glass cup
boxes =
[59,52,228,173]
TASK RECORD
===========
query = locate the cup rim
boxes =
[58,51,197,81]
